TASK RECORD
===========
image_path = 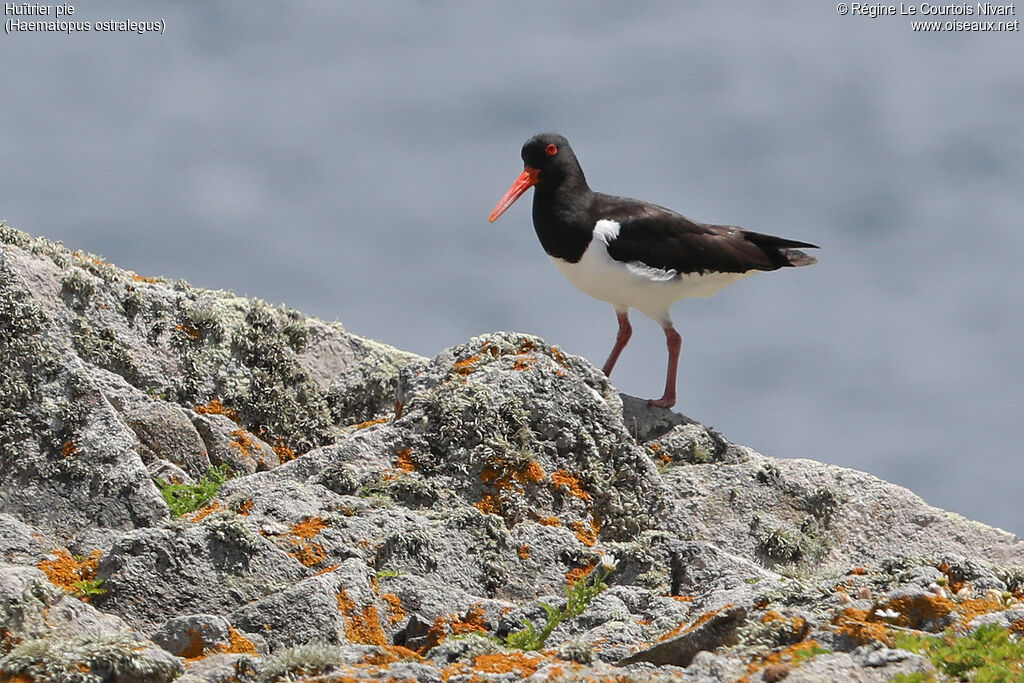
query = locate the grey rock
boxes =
[125,401,213,479]
[151,614,233,657]
[3,225,1024,683]
[617,604,747,668]
[96,521,308,631]
[192,412,279,474]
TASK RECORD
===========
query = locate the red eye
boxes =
[545,144,558,156]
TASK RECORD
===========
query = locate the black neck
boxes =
[531,172,594,263]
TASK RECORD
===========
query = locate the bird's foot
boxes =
[647,396,675,409]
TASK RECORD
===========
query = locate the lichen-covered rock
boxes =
[0,563,182,681]
[125,401,213,479]
[3,225,1024,682]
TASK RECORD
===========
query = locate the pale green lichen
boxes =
[259,641,347,682]
[0,633,181,682]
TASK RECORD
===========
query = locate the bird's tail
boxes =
[781,249,817,267]
[742,231,819,268]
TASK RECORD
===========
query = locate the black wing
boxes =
[591,193,818,274]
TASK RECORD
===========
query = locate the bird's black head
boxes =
[489,133,588,222]
[520,133,586,189]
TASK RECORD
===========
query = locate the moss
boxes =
[894,624,1024,682]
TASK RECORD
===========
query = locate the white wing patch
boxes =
[625,261,678,282]
[592,219,620,245]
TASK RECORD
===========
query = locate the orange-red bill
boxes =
[488,167,540,222]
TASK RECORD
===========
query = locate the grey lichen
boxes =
[229,300,334,454]
[0,258,65,458]
[258,641,347,682]
[0,633,181,683]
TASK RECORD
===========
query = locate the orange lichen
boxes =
[537,516,561,527]
[1010,617,1024,635]
[337,589,388,647]
[180,629,207,660]
[394,448,416,473]
[217,627,258,656]
[272,442,296,463]
[351,417,388,430]
[671,594,696,603]
[236,499,254,515]
[448,652,543,678]
[951,596,1005,624]
[518,544,531,559]
[512,357,534,371]
[743,639,827,681]
[451,604,487,635]
[760,610,808,639]
[832,607,893,646]
[37,549,101,595]
[188,501,224,523]
[550,346,566,363]
[175,323,201,341]
[516,460,545,484]
[132,273,158,283]
[228,430,257,460]
[287,542,326,567]
[194,399,240,422]
[0,674,36,683]
[881,593,956,629]
[60,441,78,458]
[453,355,481,377]
[361,645,423,666]
[282,517,329,567]
[937,562,967,594]
[417,615,452,654]
[382,593,406,626]
[291,517,329,539]
[566,560,598,586]
[847,566,869,575]
[312,564,341,577]
[570,518,599,547]
[551,469,590,501]
[474,493,502,516]
[657,607,727,642]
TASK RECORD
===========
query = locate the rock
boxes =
[191,412,279,474]
[2,225,1024,682]
[125,401,213,479]
[0,563,182,681]
[617,605,748,668]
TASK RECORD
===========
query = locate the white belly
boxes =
[550,228,755,323]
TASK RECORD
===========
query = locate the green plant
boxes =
[156,465,230,517]
[374,570,406,580]
[893,624,1024,682]
[790,642,831,664]
[505,557,616,651]
[71,579,107,599]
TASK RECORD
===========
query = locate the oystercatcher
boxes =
[488,133,818,408]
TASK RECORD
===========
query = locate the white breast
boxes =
[550,220,755,324]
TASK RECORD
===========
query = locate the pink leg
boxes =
[601,310,632,376]
[649,324,681,408]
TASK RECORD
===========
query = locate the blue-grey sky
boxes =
[2,2,1023,533]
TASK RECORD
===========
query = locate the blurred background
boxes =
[2,2,1022,533]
